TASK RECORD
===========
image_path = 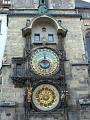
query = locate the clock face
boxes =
[38,5,48,14]
[30,48,60,76]
[32,84,60,111]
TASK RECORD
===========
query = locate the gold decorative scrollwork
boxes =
[32,84,60,111]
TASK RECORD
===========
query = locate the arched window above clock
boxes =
[22,15,67,38]
[85,31,90,60]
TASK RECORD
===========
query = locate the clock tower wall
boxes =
[49,0,75,9]
[11,0,75,9]
[2,15,89,107]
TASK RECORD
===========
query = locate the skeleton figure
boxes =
[27,86,32,103]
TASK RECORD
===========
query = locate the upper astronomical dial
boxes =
[30,48,60,76]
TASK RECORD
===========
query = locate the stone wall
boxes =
[10,0,75,9]
[63,17,85,63]
[2,15,88,103]
[80,106,90,120]
[49,0,75,9]
[1,86,24,103]
[3,16,30,64]
[2,15,89,108]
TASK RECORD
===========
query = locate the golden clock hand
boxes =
[43,53,46,59]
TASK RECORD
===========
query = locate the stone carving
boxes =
[49,0,74,9]
[79,96,90,105]
[26,19,31,27]
[38,5,48,14]
[38,0,48,14]
[27,86,32,103]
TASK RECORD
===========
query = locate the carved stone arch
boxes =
[85,28,90,35]
[22,15,67,37]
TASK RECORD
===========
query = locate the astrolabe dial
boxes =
[32,84,60,111]
[30,48,60,76]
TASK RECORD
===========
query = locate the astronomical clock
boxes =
[29,47,63,111]
[30,48,60,77]
[21,1,67,112]
[27,46,65,112]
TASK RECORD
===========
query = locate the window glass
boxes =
[42,0,44,3]
[34,34,40,42]
[85,31,90,60]
[48,34,54,42]
[16,64,23,76]
[3,0,10,4]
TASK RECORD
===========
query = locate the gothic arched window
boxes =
[85,31,90,60]
[42,0,44,3]
[39,0,44,4]
[39,0,48,5]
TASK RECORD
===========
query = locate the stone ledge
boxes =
[72,63,88,66]
[2,63,11,66]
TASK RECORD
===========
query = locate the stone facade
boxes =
[0,0,90,120]
[10,0,75,9]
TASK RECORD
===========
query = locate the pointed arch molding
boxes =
[85,29,90,60]
[22,15,67,37]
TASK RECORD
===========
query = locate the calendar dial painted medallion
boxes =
[32,84,60,111]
